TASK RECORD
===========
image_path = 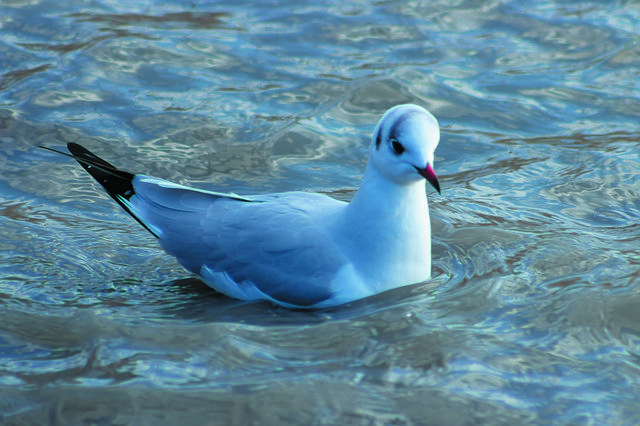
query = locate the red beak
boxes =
[415,164,441,194]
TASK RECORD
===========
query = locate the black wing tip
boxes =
[67,142,120,172]
[67,142,96,158]
[67,142,88,159]
[67,142,83,151]
[42,143,159,238]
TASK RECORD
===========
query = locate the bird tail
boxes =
[42,143,159,238]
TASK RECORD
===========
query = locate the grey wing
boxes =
[130,177,349,306]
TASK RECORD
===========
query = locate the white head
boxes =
[369,104,440,192]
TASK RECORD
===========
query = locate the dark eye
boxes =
[391,139,405,155]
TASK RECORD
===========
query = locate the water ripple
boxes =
[2,0,640,423]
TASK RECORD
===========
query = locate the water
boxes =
[2,0,640,423]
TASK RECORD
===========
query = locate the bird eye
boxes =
[391,139,405,155]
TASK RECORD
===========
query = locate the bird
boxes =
[47,104,441,309]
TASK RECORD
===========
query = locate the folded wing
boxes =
[65,143,348,307]
[131,179,349,307]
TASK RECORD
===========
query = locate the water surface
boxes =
[2,0,640,424]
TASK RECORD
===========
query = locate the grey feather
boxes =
[130,176,348,306]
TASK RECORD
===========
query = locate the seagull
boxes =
[47,104,441,308]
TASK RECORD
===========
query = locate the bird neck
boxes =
[346,161,430,222]
[337,162,432,289]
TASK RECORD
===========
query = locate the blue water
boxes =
[2,0,640,423]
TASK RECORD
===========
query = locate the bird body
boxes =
[53,104,441,308]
